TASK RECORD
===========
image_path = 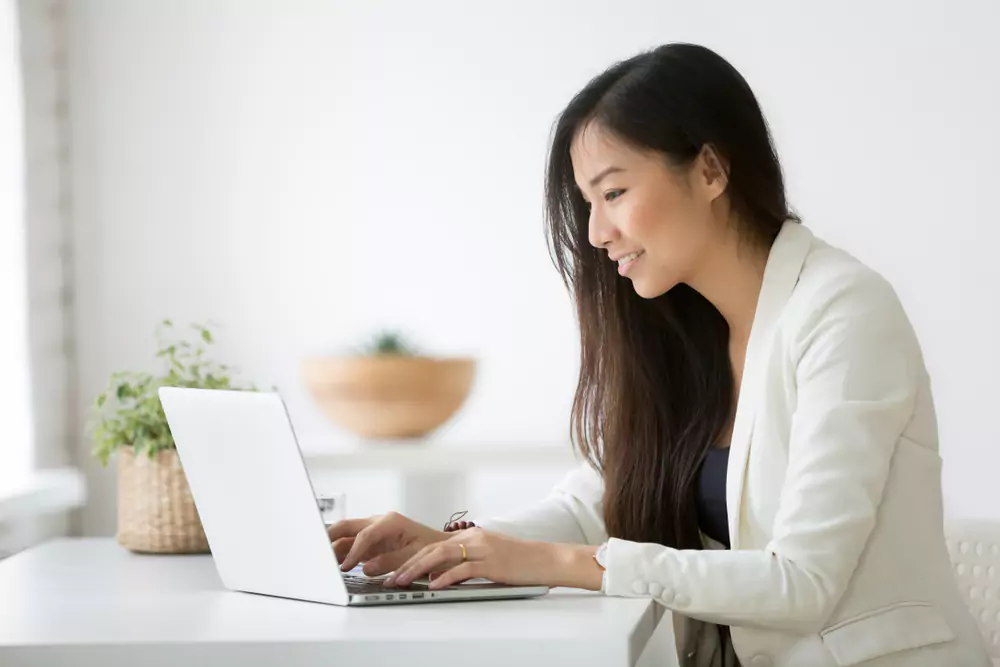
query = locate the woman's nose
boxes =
[587,206,619,249]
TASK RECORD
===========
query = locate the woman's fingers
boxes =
[339,512,410,571]
[428,561,479,590]
[384,543,436,586]
[390,542,466,587]
[362,545,417,577]
[326,518,371,542]
[332,537,355,562]
[340,525,388,571]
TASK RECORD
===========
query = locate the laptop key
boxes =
[343,574,428,594]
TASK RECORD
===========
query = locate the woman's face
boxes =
[570,122,726,299]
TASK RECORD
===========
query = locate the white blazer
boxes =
[480,221,988,667]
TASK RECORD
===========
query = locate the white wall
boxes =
[67,0,1000,536]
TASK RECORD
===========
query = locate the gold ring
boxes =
[459,543,467,563]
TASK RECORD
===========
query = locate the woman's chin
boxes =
[631,276,675,300]
[632,284,663,299]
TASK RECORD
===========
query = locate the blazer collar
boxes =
[725,219,813,549]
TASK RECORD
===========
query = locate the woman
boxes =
[327,43,988,666]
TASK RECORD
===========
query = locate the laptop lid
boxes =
[158,387,350,605]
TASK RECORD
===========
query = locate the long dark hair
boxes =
[544,43,796,550]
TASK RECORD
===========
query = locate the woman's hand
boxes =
[383,527,604,591]
[327,512,449,577]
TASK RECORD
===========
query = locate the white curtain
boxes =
[18,0,77,475]
[0,0,32,493]
[0,0,81,556]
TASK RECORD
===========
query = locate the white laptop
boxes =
[158,387,549,606]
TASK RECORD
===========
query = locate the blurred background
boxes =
[2,0,998,555]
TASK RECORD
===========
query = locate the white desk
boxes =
[0,539,664,667]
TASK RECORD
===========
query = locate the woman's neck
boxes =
[687,229,769,345]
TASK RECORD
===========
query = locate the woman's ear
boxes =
[694,144,729,202]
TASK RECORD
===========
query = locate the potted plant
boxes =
[301,330,476,439]
[88,320,256,553]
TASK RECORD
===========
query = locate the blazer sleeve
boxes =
[601,276,922,634]
[476,463,609,546]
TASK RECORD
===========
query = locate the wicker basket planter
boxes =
[116,447,209,554]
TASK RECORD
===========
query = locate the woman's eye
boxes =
[604,189,625,202]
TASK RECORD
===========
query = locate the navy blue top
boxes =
[696,447,731,548]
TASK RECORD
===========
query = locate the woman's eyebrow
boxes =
[589,165,625,187]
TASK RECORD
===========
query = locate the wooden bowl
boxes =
[301,356,476,439]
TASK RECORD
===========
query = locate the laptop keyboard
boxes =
[342,574,428,594]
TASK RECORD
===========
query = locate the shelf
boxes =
[0,468,86,523]
[300,438,579,473]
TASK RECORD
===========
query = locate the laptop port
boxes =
[385,594,394,600]
[412,593,425,599]
[398,594,407,600]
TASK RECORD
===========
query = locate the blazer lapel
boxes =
[725,220,813,549]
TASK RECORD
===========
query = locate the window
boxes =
[0,0,32,492]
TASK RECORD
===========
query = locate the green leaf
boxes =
[86,319,258,465]
[364,329,418,356]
